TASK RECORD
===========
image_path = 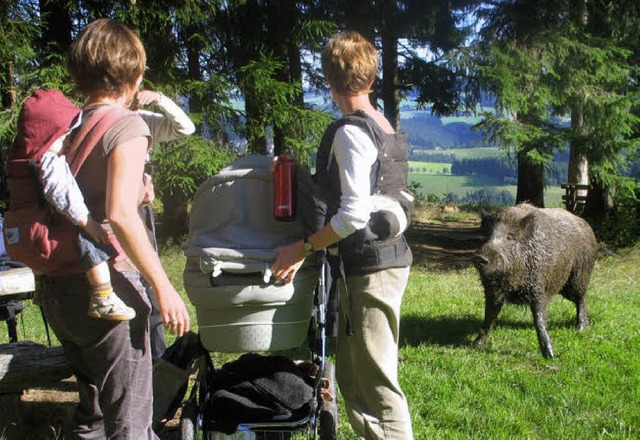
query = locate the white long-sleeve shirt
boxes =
[138,94,195,145]
[329,125,377,238]
[328,123,409,239]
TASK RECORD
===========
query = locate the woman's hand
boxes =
[271,241,307,285]
[156,285,191,336]
[81,216,109,245]
[134,90,162,107]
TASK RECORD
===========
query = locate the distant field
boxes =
[408,161,451,174]
[412,146,507,160]
[440,115,485,125]
[409,174,507,195]
[409,173,564,207]
[447,146,509,160]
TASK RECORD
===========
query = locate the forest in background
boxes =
[1,0,639,245]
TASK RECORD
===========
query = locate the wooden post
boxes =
[561,183,589,213]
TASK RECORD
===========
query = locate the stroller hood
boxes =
[183,154,323,352]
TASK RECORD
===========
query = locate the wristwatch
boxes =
[303,236,314,254]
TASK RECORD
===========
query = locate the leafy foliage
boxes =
[590,182,640,247]
[238,55,333,163]
[150,136,236,198]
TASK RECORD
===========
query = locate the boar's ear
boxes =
[520,212,537,239]
[480,212,498,238]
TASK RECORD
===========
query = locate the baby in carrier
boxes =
[33,89,195,320]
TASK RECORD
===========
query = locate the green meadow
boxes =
[4,215,639,439]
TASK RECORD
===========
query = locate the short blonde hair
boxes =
[68,18,146,97]
[321,30,378,95]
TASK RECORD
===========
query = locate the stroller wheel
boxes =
[180,399,199,440]
[318,360,338,440]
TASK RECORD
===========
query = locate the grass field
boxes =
[408,170,565,207]
[412,147,506,160]
[441,146,505,160]
[3,210,639,439]
[408,161,452,175]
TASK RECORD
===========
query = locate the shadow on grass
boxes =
[15,399,75,440]
[400,315,481,347]
[400,314,578,348]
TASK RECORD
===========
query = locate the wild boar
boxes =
[472,203,597,358]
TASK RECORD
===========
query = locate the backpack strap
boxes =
[64,106,135,176]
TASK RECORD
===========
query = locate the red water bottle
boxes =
[273,153,297,221]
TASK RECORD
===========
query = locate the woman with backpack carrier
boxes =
[35,18,190,439]
[271,31,414,440]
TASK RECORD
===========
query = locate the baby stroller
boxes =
[180,155,338,439]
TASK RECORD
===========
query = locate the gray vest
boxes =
[315,111,413,274]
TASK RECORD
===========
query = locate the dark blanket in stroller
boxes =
[204,353,315,434]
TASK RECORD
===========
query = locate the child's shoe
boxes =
[88,290,136,321]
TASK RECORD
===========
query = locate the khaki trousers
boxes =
[336,266,413,440]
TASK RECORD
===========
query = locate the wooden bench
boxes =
[0,341,71,437]
[1,267,36,343]
[561,183,589,213]
[0,267,72,437]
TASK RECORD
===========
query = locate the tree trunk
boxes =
[516,149,545,207]
[266,0,300,156]
[381,0,400,131]
[159,189,190,240]
[585,177,613,218]
[568,101,589,201]
[244,87,268,155]
[343,0,374,39]
[0,61,13,110]
[38,0,72,56]
[343,0,377,108]
[186,33,204,124]
[288,43,304,107]
[155,26,203,242]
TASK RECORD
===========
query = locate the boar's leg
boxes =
[530,299,554,358]
[474,293,503,347]
[561,279,590,331]
[574,296,589,331]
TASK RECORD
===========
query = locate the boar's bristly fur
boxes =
[472,203,597,358]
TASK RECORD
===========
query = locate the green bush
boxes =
[151,136,237,199]
[592,184,640,248]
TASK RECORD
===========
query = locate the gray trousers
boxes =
[336,266,414,440]
[37,271,158,439]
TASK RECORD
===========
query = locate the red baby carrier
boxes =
[3,89,131,275]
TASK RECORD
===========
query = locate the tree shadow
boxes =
[405,222,485,271]
[399,314,577,348]
[400,315,482,347]
[16,400,75,439]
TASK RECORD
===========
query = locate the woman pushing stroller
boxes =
[271,30,414,440]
